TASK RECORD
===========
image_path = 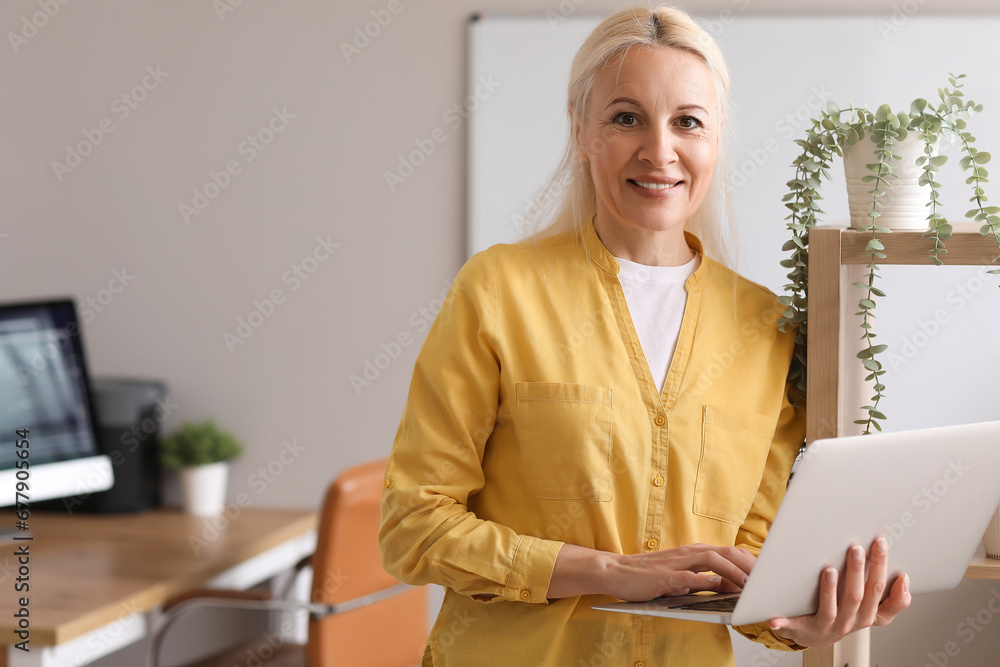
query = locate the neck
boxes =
[592,215,695,267]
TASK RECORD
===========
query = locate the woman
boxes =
[379,6,910,665]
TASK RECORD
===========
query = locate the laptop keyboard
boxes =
[677,596,739,612]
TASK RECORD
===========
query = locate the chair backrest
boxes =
[307,458,427,667]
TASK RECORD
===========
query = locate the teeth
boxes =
[633,180,677,190]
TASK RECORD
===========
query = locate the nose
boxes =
[638,122,678,169]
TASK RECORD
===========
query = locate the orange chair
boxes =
[147,459,427,667]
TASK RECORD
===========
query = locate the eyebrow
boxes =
[604,97,709,115]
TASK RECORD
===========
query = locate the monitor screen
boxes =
[0,299,111,507]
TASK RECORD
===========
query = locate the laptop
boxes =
[593,420,1000,626]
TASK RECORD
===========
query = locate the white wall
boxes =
[3,1,999,666]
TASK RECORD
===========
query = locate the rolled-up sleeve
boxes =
[378,249,564,604]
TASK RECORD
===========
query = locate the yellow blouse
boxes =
[379,221,807,666]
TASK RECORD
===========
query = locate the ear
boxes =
[569,106,588,162]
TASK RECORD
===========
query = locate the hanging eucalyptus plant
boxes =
[776,74,1000,434]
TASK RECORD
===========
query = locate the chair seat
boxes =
[184,639,306,667]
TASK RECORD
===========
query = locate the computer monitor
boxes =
[0,298,112,509]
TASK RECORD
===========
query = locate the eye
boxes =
[612,111,639,127]
[676,115,704,130]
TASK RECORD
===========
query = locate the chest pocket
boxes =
[693,405,776,524]
[515,382,613,501]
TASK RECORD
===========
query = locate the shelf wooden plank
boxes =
[966,555,1000,580]
[838,224,1000,266]
[806,228,843,444]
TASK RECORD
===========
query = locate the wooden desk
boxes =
[0,508,317,667]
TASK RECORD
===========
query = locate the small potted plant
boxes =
[777,74,999,433]
[160,420,243,517]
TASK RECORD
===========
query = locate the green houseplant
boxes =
[777,74,1000,434]
[160,420,243,516]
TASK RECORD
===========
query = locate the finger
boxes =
[659,571,723,596]
[875,573,911,625]
[769,566,838,642]
[855,537,889,626]
[677,551,750,589]
[833,545,867,634]
[676,544,757,575]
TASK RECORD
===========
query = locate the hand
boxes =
[767,537,911,647]
[605,543,756,602]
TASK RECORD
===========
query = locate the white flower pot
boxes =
[843,133,937,230]
[983,505,1000,559]
[179,462,229,517]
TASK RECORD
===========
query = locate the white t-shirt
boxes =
[615,253,700,394]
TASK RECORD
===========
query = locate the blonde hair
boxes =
[523,5,737,269]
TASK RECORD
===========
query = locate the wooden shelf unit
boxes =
[802,226,1000,667]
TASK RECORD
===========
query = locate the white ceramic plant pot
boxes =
[983,504,1000,559]
[179,462,229,517]
[843,133,937,230]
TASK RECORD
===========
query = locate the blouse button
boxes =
[652,475,664,487]
[653,415,666,426]
[383,478,391,488]
[646,538,658,550]
[635,661,647,667]
[520,589,531,600]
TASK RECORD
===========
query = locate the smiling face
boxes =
[574,46,721,256]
